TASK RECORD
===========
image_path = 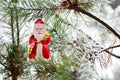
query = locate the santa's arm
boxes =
[46,36,51,44]
[40,34,51,60]
[40,35,51,44]
[29,35,36,46]
[40,31,51,44]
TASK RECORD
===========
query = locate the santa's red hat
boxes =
[35,19,44,24]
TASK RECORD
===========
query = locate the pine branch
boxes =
[22,7,58,11]
[69,31,120,59]
[59,0,120,39]
[24,1,120,39]
[10,8,15,44]
[76,7,120,40]
[16,8,19,55]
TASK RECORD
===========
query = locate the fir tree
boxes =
[0,0,120,80]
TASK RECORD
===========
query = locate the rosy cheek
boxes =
[35,30,39,33]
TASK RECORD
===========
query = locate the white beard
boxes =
[33,31,45,41]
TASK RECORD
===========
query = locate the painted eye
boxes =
[40,28,43,30]
[36,28,39,30]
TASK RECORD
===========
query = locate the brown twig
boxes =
[103,44,120,52]
[105,50,120,59]
[97,44,120,59]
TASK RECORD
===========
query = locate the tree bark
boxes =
[12,74,18,80]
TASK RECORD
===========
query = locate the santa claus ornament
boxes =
[28,19,51,62]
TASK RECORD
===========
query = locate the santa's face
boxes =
[33,24,46,41]
[34,24,45,34]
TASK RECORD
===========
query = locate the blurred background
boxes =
[0,0,120,80]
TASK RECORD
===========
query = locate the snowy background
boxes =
[0,0,120,80]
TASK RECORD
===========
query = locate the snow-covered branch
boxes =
[59,0,120,40]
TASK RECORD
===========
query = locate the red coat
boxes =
[28,32,51,60]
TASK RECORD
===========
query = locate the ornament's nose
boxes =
[38,32,41,34]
